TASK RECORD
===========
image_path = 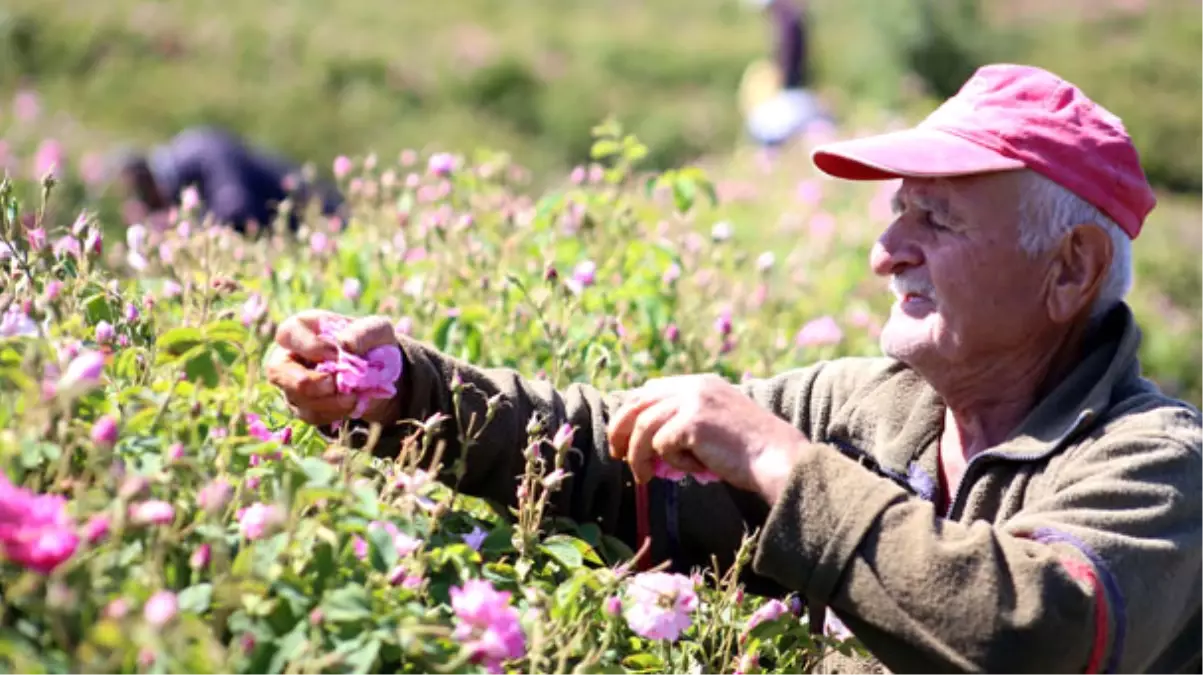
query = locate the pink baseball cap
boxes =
[811,63,1157,238]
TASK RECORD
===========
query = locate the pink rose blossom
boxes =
[0,306,38,338]
[795,316,843,348]
[85,228,102,256]
[190,543,211,569]
[82,514,110,544]
[333,156,353,180]
[369,521,423,557]
[105,598,130,619]
[714,308,733,337]
[13,89,40,122]
[604,595,622,616]
[52,236,81,260]
[241,294,267,327]
[26,227,47,252]
[197,479,232,513]
[427,153,456,176]
[393,469,430,493]
[0,474,79,574]
[239,503,285,540]
[795,180,823,206]
[621,571,699,641]
[143,590,177,627]
[91,415,119,447]
[314,317,403,418]
[450,579,526,672]
[95,321,114,343]
[743,599,790,636]
[129,500,174,526]
[245,413,289,445]
[33,139,62,178]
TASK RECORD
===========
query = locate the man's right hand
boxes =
[265,310,403,427]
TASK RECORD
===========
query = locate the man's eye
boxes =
[923,211,949,230]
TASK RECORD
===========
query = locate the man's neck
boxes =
[938,324,1089,460]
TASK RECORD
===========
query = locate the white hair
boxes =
[1016,170,1133,321]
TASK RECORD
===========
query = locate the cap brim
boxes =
[811,128,1025,181]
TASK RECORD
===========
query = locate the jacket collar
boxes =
[827,302,1144,471]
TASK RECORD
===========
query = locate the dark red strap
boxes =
[634,482,651,571]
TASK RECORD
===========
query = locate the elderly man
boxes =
[266,64,1201,673]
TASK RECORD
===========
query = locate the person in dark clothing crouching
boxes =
[114,126,346,236]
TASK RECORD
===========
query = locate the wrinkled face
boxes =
[870,172,1054,370]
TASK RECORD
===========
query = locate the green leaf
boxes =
[343,636,382,674]
[621,652,663,672]
[297,457,336,487]
[123,406,160,435]
[178,583,213,614]
[231,547,254,578]
[179,345,220,388]
[590,139,621,160]
[321,584,372,623]
[203,320,249,344]
[156,327,205,358]
[367,524,398,573]
[481,561,518,585]
[599,534,636,565]
[82,294,115,325]
[577,522,602,548]
[432,315,456,352]
[671,177,697,213]
[480,523,514,555]
[541,535,583,570]
[266,622,308,674]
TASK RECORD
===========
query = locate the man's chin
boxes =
[878,326,933,365]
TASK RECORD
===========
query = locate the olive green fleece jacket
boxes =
[330,303,1201,674]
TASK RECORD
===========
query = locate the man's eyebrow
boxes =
[894,188,961,226]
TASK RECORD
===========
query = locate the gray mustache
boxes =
[889,275,937,299]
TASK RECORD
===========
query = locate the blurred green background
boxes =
[1,0,1199,190]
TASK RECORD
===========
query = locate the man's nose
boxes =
[869,223,923,277]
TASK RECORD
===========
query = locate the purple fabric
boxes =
[149,126,344,232]
[906,463,938,503]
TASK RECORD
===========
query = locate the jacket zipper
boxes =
[944,409,1096,520]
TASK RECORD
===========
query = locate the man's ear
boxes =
[1045,223,1113,324]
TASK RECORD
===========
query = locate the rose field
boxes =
[0,109,1199,675]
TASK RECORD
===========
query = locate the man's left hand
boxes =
[606,374,809,502]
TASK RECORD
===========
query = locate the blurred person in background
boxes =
[113,126,346,236]
[739,0,833,148]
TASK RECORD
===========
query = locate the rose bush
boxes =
[0,118,1195,674]
[0,122,890,673]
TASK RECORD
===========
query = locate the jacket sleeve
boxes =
[750,404,1203,673]
[331,337,865,584]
